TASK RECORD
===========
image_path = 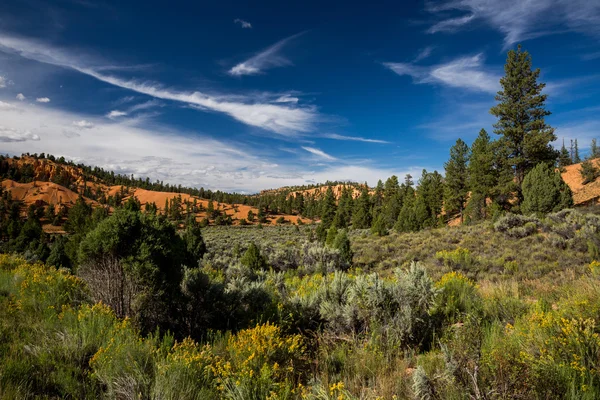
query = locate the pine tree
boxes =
[240,242,268,271]
[320,186,337,228]
[332,229,353,266]
[522,163,573,215]
[418,170,444,228]
[395,185,416,232]
[351,184,372,229]
[591,139,600,160]
[573,139,581,163]
[558,139,572,169]
[467,129,496,220]
[382,175,401,228]
[333,186,353,228]
[490,45,557,205]
[325,225,338,246]
[580,159,600,184]
[371,213,388,236]
[444,139,470,222]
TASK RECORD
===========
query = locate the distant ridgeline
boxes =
[0,153,364,221]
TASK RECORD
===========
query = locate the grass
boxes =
[3,208,600,398]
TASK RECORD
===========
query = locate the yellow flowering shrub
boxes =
[0,254,85,314]
[435,247,475,269]
[433,271,480,324]
[214,322,307,398]
[510,306,600,393]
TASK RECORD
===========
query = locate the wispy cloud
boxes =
[426,0,600,47]
[107,110,127,119]
[228,32,305,76]
[427,14,474,34]
[302,146,337,161]
[323,133,390,144]
[234,18,252,29]
[16,93,25,101]
[0,76,6,88]
[0,34,318,136]
[36,97,50,103]
[72,119,94,129]
[413,46,435,62]
[275,94,299,104]
[0,101,415,191]
[384,53,500,93]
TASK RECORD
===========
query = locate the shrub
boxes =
[494,213,540,232]
[435,248,475,269]
[579,159,600,184]
[521,163,573,215]
[433,271,481,325]
[216,323,307,399]
[240,242,268,271]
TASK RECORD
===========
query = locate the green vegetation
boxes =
[2,44,600,399]
[3,206,600,398]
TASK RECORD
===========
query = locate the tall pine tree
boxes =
[352,184,372,229]
[444,139,470,222]
[490,45,557,205]
[467,129,496,220]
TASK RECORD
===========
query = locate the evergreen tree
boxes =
[351,184,372,229]
[490,45,557,205]
[382,175,401,228]
[580,159,600,184]
[522,163,573,215]
[371,213,388,236]
[444,139,470,222]
[320,186,337,228]
[558,139,572,169]
[574,139,581,163]
[240,242,268,271]
[418,170,444,228]
[373,180,384,209]
[325,225,338,246]
[332,229,353,266]
[591,138,600,160]
[395,185,416,232]
[467,129,496,220]
[333,186,353,228]
[183,218,206,264]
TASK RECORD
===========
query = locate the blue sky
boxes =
[0,0,599,192]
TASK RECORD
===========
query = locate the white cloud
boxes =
[413,46,435,62]
[275,95,299,104]
[0,100,418,191]
[323,133,390,144]
[0,126,40,142]
[72,119,94,129]
[107,110,127,119]
[228,32,304,76]
[0,34,318,136]
[36,97,51,103]
[16,93,25,101]
[383,53,500,93]
[0,101,17,110]
[302,146,337,161]
[0,76,6,88]
[234,18,252,29]
[427,15,475,34]
[426,0,600,47]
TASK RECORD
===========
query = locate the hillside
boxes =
[0,155,311,227]
[560,159,600,205]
